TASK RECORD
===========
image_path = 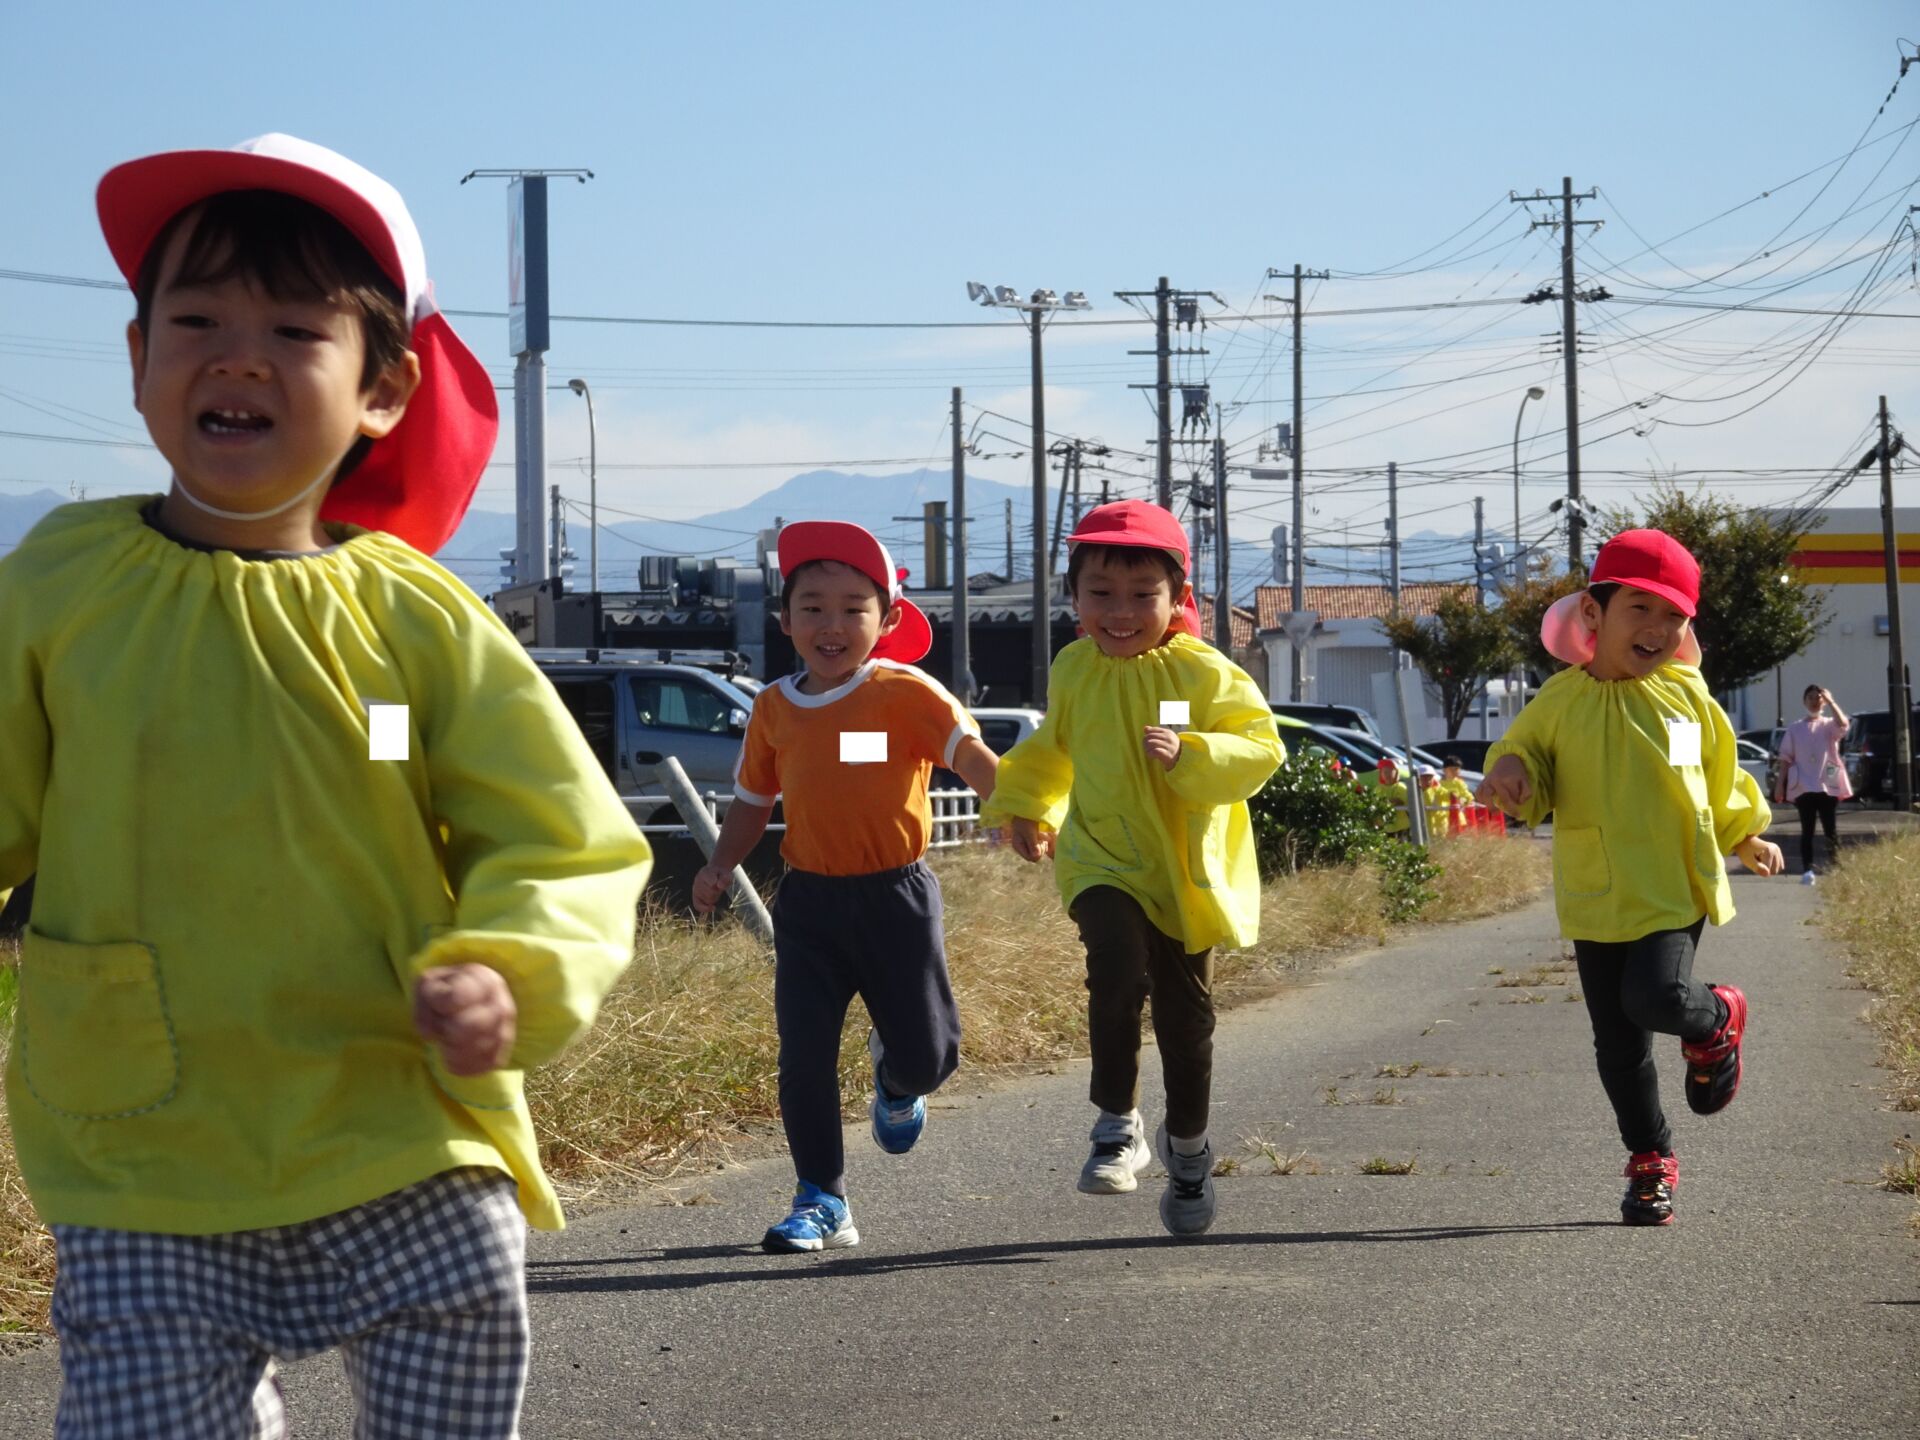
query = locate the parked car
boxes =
[1420,737,1498,772]
[533,652,758,830]
[1272,701,1383,739]
[1840,707,1920,800]
[1735,738,1772,792]
[932,707,1045,790]
[1283,722,1484,790]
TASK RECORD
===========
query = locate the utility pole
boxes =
[1264,266,1330,699]
[1513,179,1602,570]
[952,387,970,703]
[1005,499,1015,581]
[1384,461,1428,846]
[1472,496,1486,608]
[1213,431,1231,651]
[461,166,593,584]
[1878,395,1913,812]
[1118,278,1218,511]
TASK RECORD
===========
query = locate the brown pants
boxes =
[1071,885,1215,1139]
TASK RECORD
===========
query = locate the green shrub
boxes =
[1250,754,1440,923]
[1251,753,1395,874]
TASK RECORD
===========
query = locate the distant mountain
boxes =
[0,477,1485,603]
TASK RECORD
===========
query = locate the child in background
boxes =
[983,501,1284,1236]
[1479,529,1782,1226]
[0,135,651,1436]
[1431,757,1476,834]
[1356,756,1411,835]
[694,521,999,1253]
[1775,683,1851,885]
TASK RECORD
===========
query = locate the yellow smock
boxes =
[1486,662,1769,943]
[0,497,652,1234]
[980,633,1285,952]
[1355,770,1410,833]
[1430,777,1476,833]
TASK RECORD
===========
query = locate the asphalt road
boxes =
[3,855,1915,1438]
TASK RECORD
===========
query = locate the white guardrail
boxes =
[638,788,987,850]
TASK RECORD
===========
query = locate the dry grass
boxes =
[0,939,52,1338]
[1819,833,1920,1116]
[1816,832,1920,1235]
[0,832,1549,1335]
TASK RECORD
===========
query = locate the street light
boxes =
[1508,385,1547,723]
[964,281,1091,705]
[566,378,598,595]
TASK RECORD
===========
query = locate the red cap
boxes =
[97,134,498,555]
[1064,499,1203,638]
[776,520,933,664]
[1589,528,1700,617]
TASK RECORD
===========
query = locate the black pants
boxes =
[771,861,961,1197]
[1794,792,1840,873]
[1071,886,1215,1140]
[1571,919,1721,1156]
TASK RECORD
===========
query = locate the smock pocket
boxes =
[1186,813,1223,891]
[1062,810,1146,874]
[17,930,178,1119]
[1554,827,1612,900]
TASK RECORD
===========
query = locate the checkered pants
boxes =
[50,1167,528,1439]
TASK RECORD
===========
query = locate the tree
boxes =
[1378,588,1521,738]
[1495,561,1587,679]
[1601,486,1827,695]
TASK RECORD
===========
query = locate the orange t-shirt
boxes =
[732,659,978,876]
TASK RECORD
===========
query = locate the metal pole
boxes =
[1214,431,1231,650]
[581,383,598,595]
[1560,176,1584,571]
[1386,460,1427,846]
[1049,444,1073,571]
[1290,263,1307,701]
[1474,495,1487,741]
[527,351,550,580]
[1029,308,1050,706]
[1880,395,1913,812]
[952,386,970,703]
[650,756,774,948]
[1156,277,1172,510]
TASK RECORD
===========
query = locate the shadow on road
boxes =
[525,1221,1615,1296]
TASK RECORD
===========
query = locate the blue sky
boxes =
[3,1,1914,584]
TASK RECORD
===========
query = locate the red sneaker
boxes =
[1621,1151,1679,1226]
[1681,984,1748,1116]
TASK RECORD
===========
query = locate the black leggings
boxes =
[1571,919,1721,1156]
[1793,792,1839,873]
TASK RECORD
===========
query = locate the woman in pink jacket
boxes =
[1775,684,1851,885]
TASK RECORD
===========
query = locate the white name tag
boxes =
[1666,719,1702,768]
[1159,700,1191,727]
[840,731,887,764]
[367,703,409,762]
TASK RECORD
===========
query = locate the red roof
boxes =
[1194,595,1259,649]
[1252,582,1469,629]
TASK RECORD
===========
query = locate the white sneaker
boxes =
[1801,869,1817,887]
[1156,1122,1217,1236]
[1078,1110,1152,1194]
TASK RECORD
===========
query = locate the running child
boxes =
[0,135,652,1436]
[982,501,1285,1236]
[1478,529,1782,1225]
[693,521,999,1252]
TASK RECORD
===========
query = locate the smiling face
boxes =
[1584,583,1692,681]
[127,199,417,549]
[779,559,900,688]
[1070,547,1190,659]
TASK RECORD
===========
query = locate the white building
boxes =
[1731,506,1920,730]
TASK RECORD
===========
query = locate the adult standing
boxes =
[1775,684,1851,884]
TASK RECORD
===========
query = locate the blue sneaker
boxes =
[762,1181,859,1253]
[868,1029,926,1154]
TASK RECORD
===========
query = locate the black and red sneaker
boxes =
[1681,984,1748,1116]
[1621,1151,1679,1226]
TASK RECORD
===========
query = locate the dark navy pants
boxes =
[771,860,961,1196]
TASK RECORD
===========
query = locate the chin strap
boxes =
[168,462,337,522]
